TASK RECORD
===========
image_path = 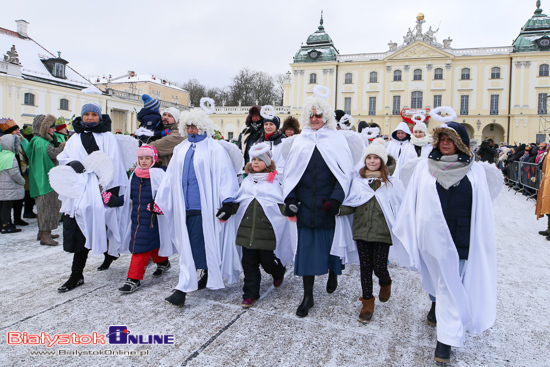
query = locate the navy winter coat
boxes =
[287,147,345,229]
[436,176,473,260]
[129,174,160,254]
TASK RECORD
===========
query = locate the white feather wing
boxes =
[83,151,114,188]
[400,157,424,189]
[114,134,139,170]
[48,166,86,199]
[341,130,364,166]
[280,135,298,161]
[477,161,503,202]
[218,140,244,174]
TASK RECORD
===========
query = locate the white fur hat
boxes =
[413,122,427,134]
[249,142,272,165]
[361,141,388,165]
[178,108,216,136]
[162,107,180,122]
[300,86,337,130]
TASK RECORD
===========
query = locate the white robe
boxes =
[224,174,297,267]
[56,132,128,256]
[117,168,176,257]
[392,159,497,347]
[395,142,433,179]
[385,122,412,178]
[331,174,411,267]
[155,137,240,293]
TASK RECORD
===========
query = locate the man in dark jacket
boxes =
[237,106,264,165]
[477,138,497,163]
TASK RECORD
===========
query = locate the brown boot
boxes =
[40,231,59,246]
[379,279,392,303]
[358,296,375,323]
[51,233,60,239]
[37,231,45,241]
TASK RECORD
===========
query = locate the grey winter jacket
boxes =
[0,135,25,201]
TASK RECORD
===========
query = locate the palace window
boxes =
[368,97,376,115]
[434,68,443,80]
[411,91,423,109]
[60,98,69,111]
[228,132,234,140]
[369,71,377,83]
[490,95,499,115]
[54,63,65,78]
[461,68,471,80]
[309,73,317,84]
[433,95,442,108]
[413,69,422,81]
[491,67,501,79]
[24,93,35,106]
[460,95,469,115]
[393,70,402,81]
[539,93,548,114]
[344,97,352,114]
[345,73,353,84]
[392,95,401,115]
[540,64,549,77]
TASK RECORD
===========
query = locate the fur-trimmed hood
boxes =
[245,105,264,127]
[431,122,472,157]
[282,116,301,134]
[32,114,57,141]
[300,96,337,130]
[178,108,216,137]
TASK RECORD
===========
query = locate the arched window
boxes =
[413,69,422,81]
[491,67,501,79]
[309,73,317,84]
[540,64,549,77]
[24,93,35,106]
[345,73,353,84]
[393,70,402,81]
[461,68,471,80]
[60,98,69,110]
[434,68,443,80]
[369,71,377,83]
[411,91,423,108]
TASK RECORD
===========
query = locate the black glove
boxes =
[322,199,341,216]
[216,202,236,221]
[67,160,85,173]
[284,198,299,217]
[105,187,122,208]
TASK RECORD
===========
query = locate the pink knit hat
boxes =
[137,145,158,164]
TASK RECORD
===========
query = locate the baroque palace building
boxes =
[212,2,550,144]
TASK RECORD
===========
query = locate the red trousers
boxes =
[127,248,167,280]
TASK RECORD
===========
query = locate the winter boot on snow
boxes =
[434,341,451,364]
[119,279,141,294]
[539,230,550,236]
[57,276,84,293]
[326,270,338,293]
[97,253,118,271]
[152,260,171,277]
[165,290,186,306]
[379,279,392,302]
[197,269,208,289]
[40,231,59,246]
[359,296,375,323]
[1,223,21,234]
[296,276,315,317]
[427,302,437,326]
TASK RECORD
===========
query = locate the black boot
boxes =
[23,191,37,218]
[97,252,118,271]
[326,270,338,293]
[119,278,141,294]
[539,230,550,236]
[427,302,437,326]
[434,341,451,364]
[296,276,315,317]
[1,223,21,234]
[197,269,208,290]
[58,250,88,293]
[165,290,186,306]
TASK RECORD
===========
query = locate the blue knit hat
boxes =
[142,94,160,112]
[81,102,102,120]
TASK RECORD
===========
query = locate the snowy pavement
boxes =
[0,187,549,366]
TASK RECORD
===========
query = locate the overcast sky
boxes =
[1,0,540,88]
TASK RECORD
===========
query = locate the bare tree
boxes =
[274,73,286,106]
[180,79,206,107]
[229,68,256,105]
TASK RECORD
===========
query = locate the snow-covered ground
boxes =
[0,187,549,367]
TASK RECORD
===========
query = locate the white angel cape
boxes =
[117,168,176,257]
[282,126,354,199]
[56,132,128,256]
[330,174,411,267]
[394,142,433,179]
[385,122,412,171]
[155,137,240,293]
[392,159,497,347]
[224,174,297,267]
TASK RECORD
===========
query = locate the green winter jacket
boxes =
[27,136,55,197]
[236,199,277,251]
[339,181,392,245]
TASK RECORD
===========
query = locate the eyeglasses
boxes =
[310,113,323,119]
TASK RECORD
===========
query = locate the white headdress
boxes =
[429,106,457,123]
[300,85,337,130]
[179,97,217,136]
[339,114,355,130]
